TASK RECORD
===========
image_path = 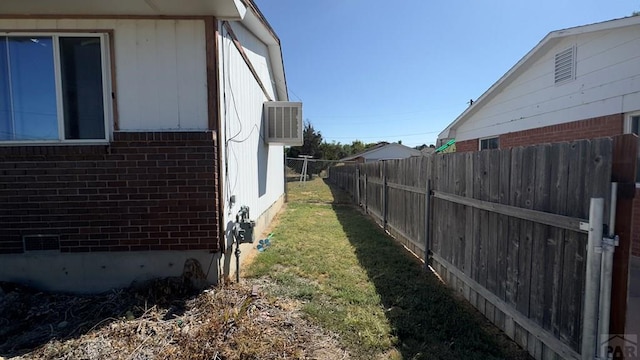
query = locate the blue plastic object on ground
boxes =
[256,233,273,252]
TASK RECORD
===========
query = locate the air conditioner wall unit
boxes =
[263,101,303,146]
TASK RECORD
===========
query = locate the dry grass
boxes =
[1,280,348,360]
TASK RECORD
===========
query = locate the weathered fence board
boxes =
[546,143,569,337]
[326,137,619,359]
[530,144,551,327]
[384,157,429,256]
[464,152,474,277]
[497,149,511,303]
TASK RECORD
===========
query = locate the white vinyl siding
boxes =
[218,21,283,228]
[114,19,208,130]
[453,25,640,142]
[0,19,208,132]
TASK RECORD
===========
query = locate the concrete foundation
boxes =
[0,250,220,293]
[219,194,285,283]
[0,194,285,293]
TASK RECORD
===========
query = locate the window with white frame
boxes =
[624,112,640,183]
[480,136,499,150]
[0,34,110,142]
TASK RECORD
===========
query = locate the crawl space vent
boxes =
[23,234,60,251]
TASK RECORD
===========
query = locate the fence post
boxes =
[597,183,617,359]
[581,197,605,360]
[364,170,368,213]
[424,177,431,264]
[355,165,360,206]
[609,134,636,336]
[382,161,388,230]
[284,156,288,202]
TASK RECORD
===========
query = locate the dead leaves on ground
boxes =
[0,280,348,360]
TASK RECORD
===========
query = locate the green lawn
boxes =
[247,177,530,360]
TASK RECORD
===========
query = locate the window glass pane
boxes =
[637,136,640,183]
[480,137,499,150]
[0,37,11,140]
[9,37,58,140]
[59,37,105,140]
[632,116,640,136]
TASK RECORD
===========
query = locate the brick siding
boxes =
[499,114,624,149]
[455,139,479,153]
[0,131,220,254]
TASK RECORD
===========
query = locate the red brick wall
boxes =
[0,131,220,254]
[499,114,624,149]
[455,139,479,153]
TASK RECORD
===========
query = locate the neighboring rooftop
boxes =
[438,15,640,141]
[340,142,422,162]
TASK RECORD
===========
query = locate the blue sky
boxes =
[254,0,638,147]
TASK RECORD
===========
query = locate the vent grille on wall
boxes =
[23,234,60,251]
[263,101,303,146]
[554,46,575,84]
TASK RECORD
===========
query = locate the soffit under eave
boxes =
[0,0,246,19]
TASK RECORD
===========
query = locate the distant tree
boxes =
[350,140,366,155]
[319,141,348,161]
[364,142,379,150]
[633,10,640,16]
[286,121,323,159]
[286,123,383,167]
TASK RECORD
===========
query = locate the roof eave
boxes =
[239,0,288,101]
[439,15,640,139]
[0,0,247,18]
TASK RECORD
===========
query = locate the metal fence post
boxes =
[284,154,288,202]
[582,197,605,360]
[598,183,618,359]
[424,178,431,264]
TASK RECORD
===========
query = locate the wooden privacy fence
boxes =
[327,136,636,360]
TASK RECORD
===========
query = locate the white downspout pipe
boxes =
[582,197,605,360]
[598,183,618,359]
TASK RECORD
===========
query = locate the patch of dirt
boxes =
[0,279,349,360]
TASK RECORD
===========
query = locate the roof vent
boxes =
[263,101,303,146]
[554,46,575,84]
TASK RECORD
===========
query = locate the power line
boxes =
[325,130,441,140]
[311,110,434,120]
